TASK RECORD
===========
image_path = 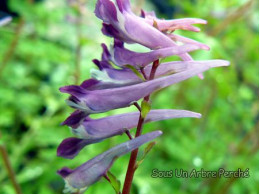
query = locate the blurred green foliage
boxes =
[0,0,258,194]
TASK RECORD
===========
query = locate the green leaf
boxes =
[141,100,151,118]
[135,142,156,169]
[107,171,121,194]
[125,65,146,81]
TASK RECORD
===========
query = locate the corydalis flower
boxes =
[90,43,226,88]
[111,42,202,68]
[60,60,229,122]
[95,0,196,61]
[58,109,201,159]
[141,10,210,50]
[57,131,162,193]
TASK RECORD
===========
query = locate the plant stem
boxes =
[126,130,133,140]
[0,145,22,194]
[122,60,160,194]
[133,102,142,112]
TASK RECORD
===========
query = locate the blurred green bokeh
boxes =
[0,0,258,194]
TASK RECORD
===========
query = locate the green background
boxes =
[0,0,258,193]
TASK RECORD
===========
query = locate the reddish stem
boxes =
[122,60,160,194]
[140,67,147,80]
[125,130,133,140]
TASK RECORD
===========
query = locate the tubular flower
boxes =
[58,109,201,159]
[111,42,202,68]
[95,0,195,61]
[91,43,228,88]
[58,0,229,193]
[140,10,210,50]
[60,60,229,120]
[57,131,162,193]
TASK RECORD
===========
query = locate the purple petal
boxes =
[142,13,207,32]
[102,23,136,44]
[80,78,124,90]
[116,0,131,13]
[94,0,118,23]
[57,167,73,178]
[61,110,88,128]
[90,68,141,87]
[57,131,162,193]
[57,137,103,159]
[60,85,87,98]
[147,60,230,77]
[113,44,201,67]
[101,43,111,62]
[168,34,210,51]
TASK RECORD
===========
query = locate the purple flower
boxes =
[58,109,201,159]
[92,44,229,87]
[140,10,210,50]
[95,0,194,61]
[112,42,202,68]
[60,60,229,123]
[57,131,162,193]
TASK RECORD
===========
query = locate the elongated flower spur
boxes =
[57,0,229,193]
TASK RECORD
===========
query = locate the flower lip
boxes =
[57,167,73,178]
[94,0,118,23]
[57,137,103,159]
[61,110,89,128]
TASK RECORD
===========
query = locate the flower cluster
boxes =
[57,0,229,193]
